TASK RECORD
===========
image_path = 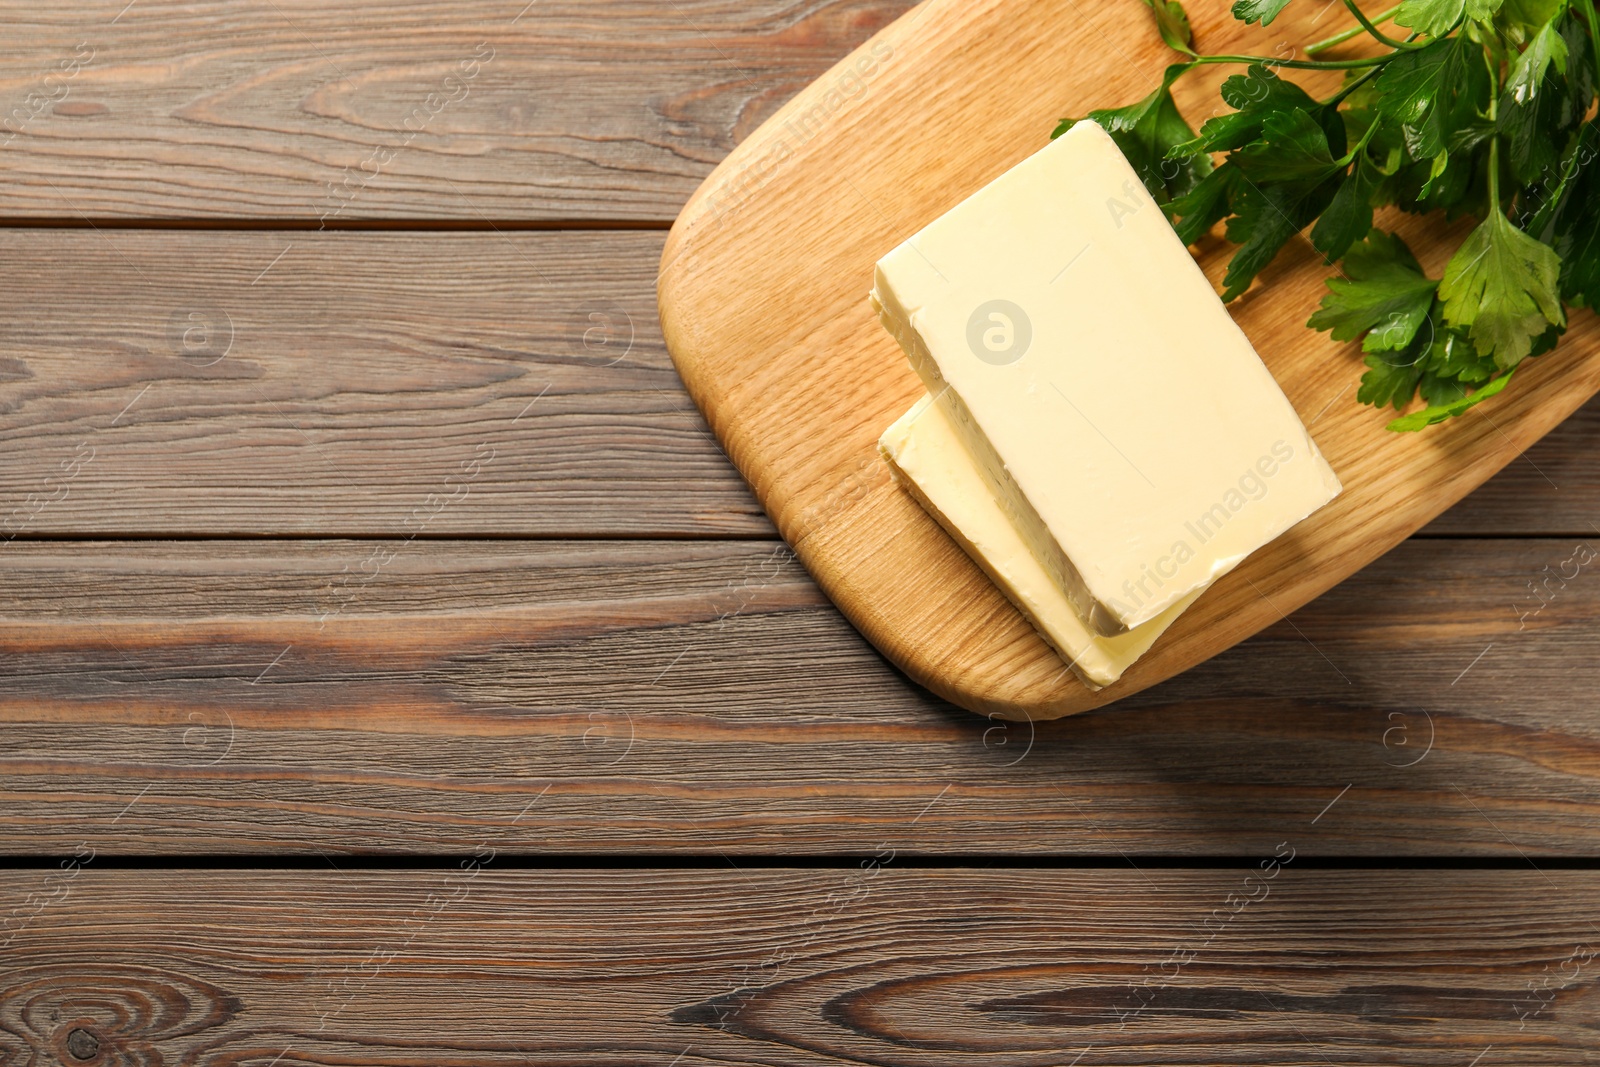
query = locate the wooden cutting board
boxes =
[656,0,1600,721]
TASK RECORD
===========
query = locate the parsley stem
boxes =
[1337,117,1381,167]
[1336,0,1417,50]
[1305,2,1402,55]
[1487,52,1502,214]
[1322,65,1381,107]
[1489,134,1502,213]
[1190,51,1402,71]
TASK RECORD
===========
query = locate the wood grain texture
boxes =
[2,868,1598,1064]
[0,224,1587,539]
[656,0,1600,720]
[0,0,910,221]
[0,229,771,537]
[1423,396,1600,535]
[2,537,1598,856]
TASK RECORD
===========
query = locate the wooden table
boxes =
[2,2,1597,1062]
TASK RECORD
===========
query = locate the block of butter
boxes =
[881,393,1201,689]
[871,119,1341,636]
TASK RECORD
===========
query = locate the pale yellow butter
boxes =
[872,119,1341,635]
[880,394,1198,689]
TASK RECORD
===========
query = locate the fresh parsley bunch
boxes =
[1056,0,1600,430]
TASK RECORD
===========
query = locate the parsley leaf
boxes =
[1423,324,1496,382]
[1308,229,1440,348]
[1395,0,1505,37]
[1232,0,1294,26]
[1140,0,1196,53]
[1551,122,1600,307]
[1416,317,1500,404]
[1375,34,1485,162]
[1560,10,1598,112]
[1169,162,1243,245]
[1222,175,1340,300]
[1438,207,1565,367]
[1055,64,1211,204]
[1310,153,1383,262]
[1235,110,1339,183]
[1504,18,1568,103]
[1497,0,1561,41]
[1499,77,1564,184]
[1359,348,1426,410]
[1170,65,1323,157]
[1395,0,1468,37]
[1497,16,1579,183]
[1213,109,1348,299]
[1387,365,1518,430]
[1357,304,1502,412]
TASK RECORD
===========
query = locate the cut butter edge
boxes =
[879,393,1202,690]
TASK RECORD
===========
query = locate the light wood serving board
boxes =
[657,0,1600,721]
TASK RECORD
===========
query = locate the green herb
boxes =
[1054,0,1600,430]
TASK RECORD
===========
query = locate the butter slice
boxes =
[880,394,1200,690]
[872,119,1341,635]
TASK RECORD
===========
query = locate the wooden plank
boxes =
[2,537,1597,855]
[0,224,1589,539]
[1,868,1596,1063]
[655,0,1600,719]
[0,229,769,537]
[0,0,911,222]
